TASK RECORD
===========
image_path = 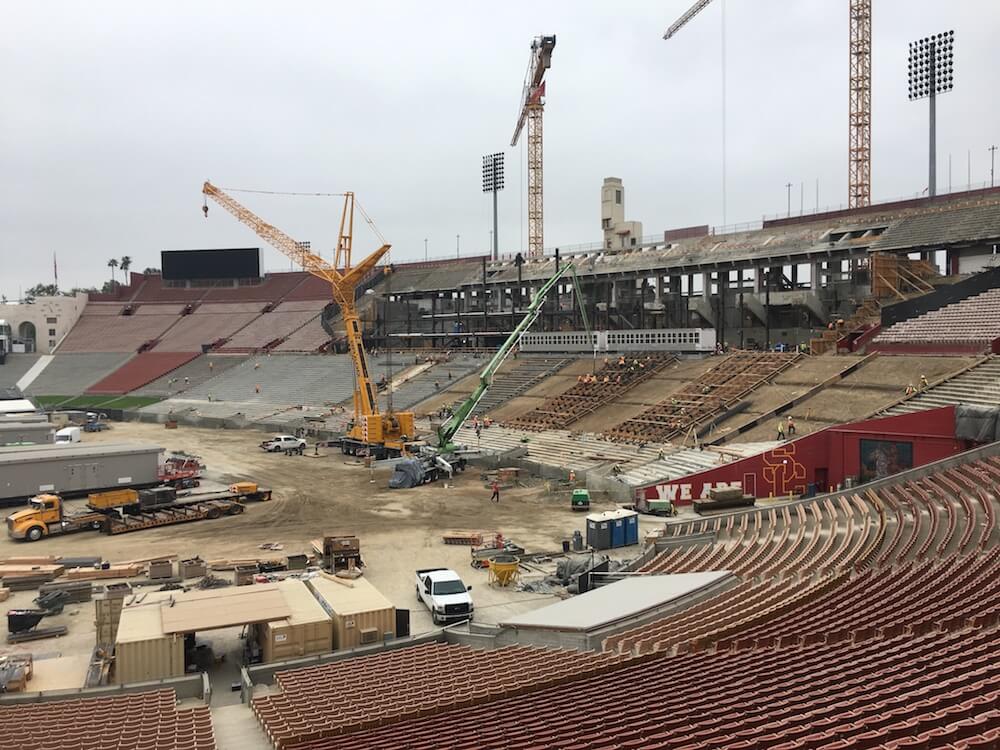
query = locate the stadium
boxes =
[2,5,1000,750]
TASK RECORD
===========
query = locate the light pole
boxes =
[990,145,997,188]
[785,183,792,217]
[482,153,505,261]
[456,234,460,259]
[908,31,954,198]
[424,238,428,262]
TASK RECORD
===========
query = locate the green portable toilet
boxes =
[571,489,591,511]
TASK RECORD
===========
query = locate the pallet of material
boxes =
[8,626,68,644]
[0,564,64,578]
[38,580,93,603]
[208,558,263,571]
[0,654,33,692]
[0,556,59,566]
[0,588,8,602]
[3,575,58,592]
[64,565,141,581]
[442,531,485,546]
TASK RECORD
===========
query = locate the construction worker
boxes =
[255,384,261,394]
[254,362,260,370]
[603,375,610,384]
[786,415,796,436]
[490,480,500,503]
[484,415,492,427]
[184,376,190,386]
[208,361,214,371]
[905,382,916,396]
[919,374,929,391]
[777,420,786,441]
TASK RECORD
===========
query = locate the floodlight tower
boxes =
[908,31,955,198]
[482,153,505,261]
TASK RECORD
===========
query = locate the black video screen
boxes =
[161,248,260,280]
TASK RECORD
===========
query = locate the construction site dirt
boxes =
[0,421,648,671]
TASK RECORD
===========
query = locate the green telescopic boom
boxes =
[434,262,575,451]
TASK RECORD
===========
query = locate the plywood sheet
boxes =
[161,587,290,633]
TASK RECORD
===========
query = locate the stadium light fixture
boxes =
[482,152,505,260]
[908,30,954,198]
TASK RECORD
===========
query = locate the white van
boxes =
[55,426,82,444]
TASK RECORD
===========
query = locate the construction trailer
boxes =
[254,580,333,663]
[0,442,162,506]
[0,421,54,446]
[114,582,331,682]
[308,576,396,650]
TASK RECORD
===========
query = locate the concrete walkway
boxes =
[211,703,271,750]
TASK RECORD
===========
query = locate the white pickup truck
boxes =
[415,568,474,625]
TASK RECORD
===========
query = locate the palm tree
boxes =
[119,256,132,283]
[108,258,119,285]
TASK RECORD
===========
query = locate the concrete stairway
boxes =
[885,357,1000,415]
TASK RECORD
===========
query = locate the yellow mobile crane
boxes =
[202,182,415,458]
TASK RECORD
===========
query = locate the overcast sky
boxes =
[1,1,997,299]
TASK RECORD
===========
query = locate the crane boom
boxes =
[663,0,714,39]
[511,34,556,258]
[434,262,575,452]
[201,182,412,453]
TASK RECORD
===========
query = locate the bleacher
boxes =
[85,351,200,395]
[286,626,1000,750]
[251,643,630,749]
[169,353,389,407]
[0,689,216,750]
[153,303,261,352]
[218,301,326,352]
[505,353,675,431]
[603,351,801,444]
[873,287,1000,353]
[459,355,572,416]
[56,309,179,353]
[261,445,1000,750]
[23,352,134,396]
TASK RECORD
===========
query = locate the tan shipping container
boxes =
[308,576,395,650]
[114,606,184,684]
[259,580,333,662]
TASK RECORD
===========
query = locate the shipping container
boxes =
[0,421,54,446]
[0,442,162,506]
[114,605,184,684]
[258,580,333,662]
[308,576,396,650]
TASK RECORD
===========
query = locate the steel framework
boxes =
[511,35,555,258]
[848,0,872,209]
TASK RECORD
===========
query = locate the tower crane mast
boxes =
[201,181,415,458]
[663,0,873,210]
[511,34,556,258]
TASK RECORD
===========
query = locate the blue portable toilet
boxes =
[588,509,639,550]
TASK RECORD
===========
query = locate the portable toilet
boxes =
[622,510,639,546]
[585,513,612,550]
[610,512,626,547]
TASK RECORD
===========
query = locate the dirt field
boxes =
[0,421,651,681]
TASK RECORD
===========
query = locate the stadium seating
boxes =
[23,352,134,396]
[886,356,1000,415]
[0,689,216,750]
[131,354,246,397]
[270,317,330,352]
[451,355,572,416]
[219,302,326,352]
[604,351,802,444]
[85,352,200,394]
[873,287,1000,352]
[251,643,634,749]
[506,353,675,431]
[282,625,1000,750]
[153,303,260,352]
[57,310,179,353]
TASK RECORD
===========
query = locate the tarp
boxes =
[955,404,1000,443]
[389,458,425,489]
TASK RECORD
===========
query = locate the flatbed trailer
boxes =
[7,484,272,541]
